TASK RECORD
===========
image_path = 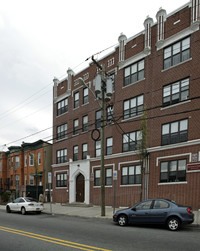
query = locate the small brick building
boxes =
[0,140,52,201]
[52,1,200,210]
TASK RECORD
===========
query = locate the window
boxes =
[162,119,188,145]
[163,78,189,106]
[164,37,190,69]
[94,169,100,186]
[123,130,141,152]
[82,115,88,132]
[56,149,67,164]
[96,110,101,129]
[106,168,112,186]
[29,153,34,166]
[74,92,79,108]
[29,175,34,185]
[39,176,42,186]
[73,146,78,161]
[106,137,113,155]
[111,74,115,92]
[95,140,101,157]
[57,98,68,116]
[121,165,141,185]
[124,95,144,119]
[38,152,41,165]
[15,175,20,186]
[11,175,13,186]
[25,175,27,186]
[25,154,27,167]
[57,123,67,140]
[107,57,114,67]
[135,200,152,210]
[124,59,144,86]
[15,156,19,168]
[11,157,13,168]
[56,173,67,187]
[160,159,186,183]
[153,200,169,209]
[0,156,2,172]
[13,198,25,203]
[73,119,79,135]
[82,143,88,159]
[107,105,113,123]
[83,88,89,104]
[83,72,89,81]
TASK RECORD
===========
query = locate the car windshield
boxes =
[24,197,38,202]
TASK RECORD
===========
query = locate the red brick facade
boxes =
[0,141,52,200]
[52,1,200,210]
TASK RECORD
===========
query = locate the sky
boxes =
[0,0,188,151]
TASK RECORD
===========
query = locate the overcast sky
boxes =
[0,0,188,151]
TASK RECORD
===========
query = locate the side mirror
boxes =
[132,207,136,211]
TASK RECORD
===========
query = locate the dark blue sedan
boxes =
[113,199,194,231]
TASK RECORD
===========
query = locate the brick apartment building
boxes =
[52,0,200,209]
[0,140,52,201]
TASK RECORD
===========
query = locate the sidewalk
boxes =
[0,203,199,226]
[42,203,200,225]
[43,203,116,218]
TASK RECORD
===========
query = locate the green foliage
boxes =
[138,108,148,202]
[138,108,148,160]
[34,156,39,174]
[2,192,10,202]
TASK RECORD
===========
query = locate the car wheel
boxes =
[21,207,26,215]
[36,211,41,214]
[167,217,180,231]
[6,206,11,213]
[118,214,128,226]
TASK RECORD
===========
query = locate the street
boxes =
[0,210,199,251]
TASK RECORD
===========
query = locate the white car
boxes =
[6,197,44,215]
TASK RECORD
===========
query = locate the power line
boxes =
[0,84,52,120]
[1,2,196,123]
[1,102,200,161]
[1,4,200,147]
[2,68,200,148]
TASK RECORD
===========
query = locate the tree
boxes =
[138,108,148,202]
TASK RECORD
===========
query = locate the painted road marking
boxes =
[0,226,112,251]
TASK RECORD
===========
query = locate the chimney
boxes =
[53,77,59,99]
[144,16,154,54]
[67,68,74,91]
[118,33,127,63]
[156,8,167,44]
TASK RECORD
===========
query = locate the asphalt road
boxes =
[0,210,200,251]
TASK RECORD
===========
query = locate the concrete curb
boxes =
[0,203,199,228]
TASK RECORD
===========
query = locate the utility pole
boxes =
[100,64,106,217]
[92,56,110,216]
[79,56,112,217]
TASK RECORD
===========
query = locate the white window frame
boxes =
[38,152,41,165]
[29,153,34,166]
[29,175,34,185]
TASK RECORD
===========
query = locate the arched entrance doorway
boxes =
[76,173,85,202]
